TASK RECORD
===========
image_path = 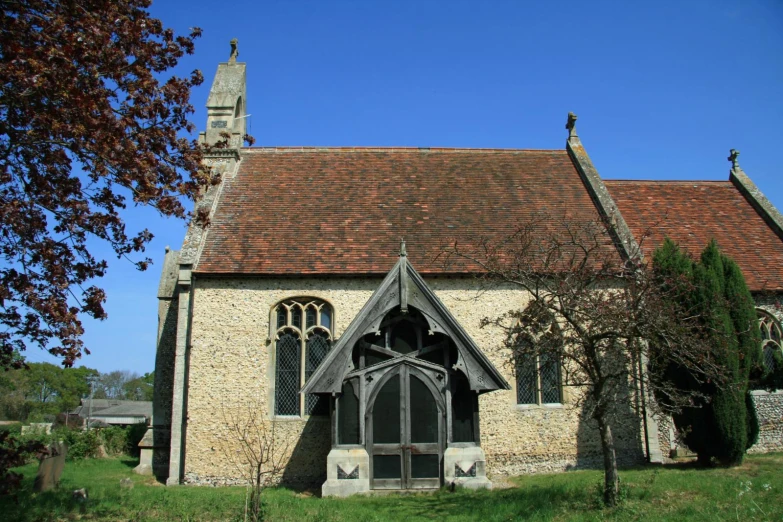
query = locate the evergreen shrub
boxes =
[653,239,762,466]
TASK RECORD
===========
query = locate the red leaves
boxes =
[0,0,207,367]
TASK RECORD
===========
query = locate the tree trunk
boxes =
[697,452,713,468]
[597,416,620,506]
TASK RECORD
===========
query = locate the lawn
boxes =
[1,454,782,521]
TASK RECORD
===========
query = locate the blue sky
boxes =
[25,0,782,373]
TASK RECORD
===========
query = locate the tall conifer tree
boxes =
[653,239,762,465]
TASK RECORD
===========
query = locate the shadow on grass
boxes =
[316,484,591,521]
[2,484,89,521]
[119,457,140,468]
[1,473,591,522]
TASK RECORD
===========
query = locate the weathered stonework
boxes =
[321,448,371,496]
[748,390,783,454]
[179,276,646,485]
[444,446,492,489]
[148,248,180,479]
[750,294,783,454]
[754,294,783,321]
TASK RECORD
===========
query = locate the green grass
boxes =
[2,454,782,521]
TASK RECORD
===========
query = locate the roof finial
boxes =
[400,238,407,257]
[566,112,578,139]
[229,38,239,64]
[728,149,741,171]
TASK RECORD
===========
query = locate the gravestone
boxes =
[33,441,68,492]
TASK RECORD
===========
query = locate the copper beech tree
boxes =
[442,214,725,507]
[0,0,240,369]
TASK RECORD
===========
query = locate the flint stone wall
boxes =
[181,276,645,485]
[748,390,783,454]
[748,295,783,455]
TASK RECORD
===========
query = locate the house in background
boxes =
[71,399,152,428]
[144,45,783,495]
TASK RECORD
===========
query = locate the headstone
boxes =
[33,441,68,492]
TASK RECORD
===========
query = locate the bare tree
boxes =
[442,213,724,506]
[219,403,291,522]
[93,370,140,399]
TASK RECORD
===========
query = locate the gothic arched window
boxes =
[758,310,782,373]
[272,298,333,416]
[515,306,563,406]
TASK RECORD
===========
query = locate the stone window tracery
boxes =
[272,298,333,416]
[758,310,782,373]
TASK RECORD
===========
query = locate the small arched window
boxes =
[233,96,245,134]
[758,310,782,373]
[515,305,563,406]
[272,298,333,416]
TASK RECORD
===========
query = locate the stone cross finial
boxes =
[728,149,741,171]
[229,38,239,64]
[400,238,407,257]
[566,112,578,139]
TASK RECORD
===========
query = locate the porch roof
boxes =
[302,251,510,395]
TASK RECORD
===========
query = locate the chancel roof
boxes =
[194,147,612,275]
[606,180,783,292]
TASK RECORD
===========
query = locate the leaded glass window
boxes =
[305,332,330,415]
[515,356,537,405]
[272,298,333,416]
[539,352,561,404]
[516,352,562,405]
[515,308,563,405]
[275,333,300,415]
[759,310,782,373]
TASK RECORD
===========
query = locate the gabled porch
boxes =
[302,243,509,496]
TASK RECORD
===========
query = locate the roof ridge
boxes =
[604,179,731,184]
[241,146,566,154]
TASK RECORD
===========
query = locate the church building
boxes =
[141,46,783,496]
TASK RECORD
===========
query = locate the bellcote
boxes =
[200,39,247,149]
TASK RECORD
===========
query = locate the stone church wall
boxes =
[748,295,783,455]
[180,276,646,485]
[183,277,377,486]
[430,279,645,476]
[748,391,783,454]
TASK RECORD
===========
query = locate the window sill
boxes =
[271,414,330,422]
[515,403,564,410]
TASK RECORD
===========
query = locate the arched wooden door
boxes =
[366,364,444,489]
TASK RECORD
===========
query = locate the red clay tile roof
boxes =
[195,147,615,275]
[605,180,783,292]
